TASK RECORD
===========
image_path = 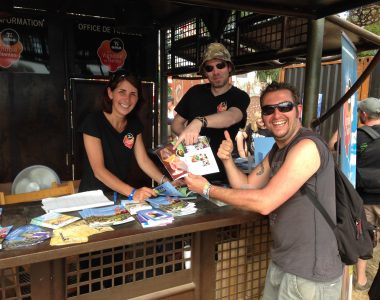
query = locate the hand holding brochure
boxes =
[155,136,219,180]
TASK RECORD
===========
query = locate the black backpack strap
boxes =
[358,126,380,140]
[301,185,336,231]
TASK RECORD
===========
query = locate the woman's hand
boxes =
[184,173,209,195]
[133,187,157,202]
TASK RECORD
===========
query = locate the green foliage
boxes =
[358,21,380,57]
[256,69,280,83]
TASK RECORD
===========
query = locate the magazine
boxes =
[155,136,219,180]
[0,225,13,250]
[79,205,135,227]
[3,224,51,249]
[31,212,80,229]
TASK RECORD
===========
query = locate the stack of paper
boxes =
[136,209,174,228]
[42,190,113,213]
[79,205,134,227]
[147,196,197,216]
[121,201,152,215]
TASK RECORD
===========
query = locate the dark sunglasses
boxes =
[261,101,296,116]
[204,62,227,73]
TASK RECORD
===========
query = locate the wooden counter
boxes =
[0,198,271,300]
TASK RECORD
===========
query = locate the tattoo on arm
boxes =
[256,162,264,176]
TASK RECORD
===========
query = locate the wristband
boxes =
[202,182,212,199]
[195,116,208,128]
[128,188,136,200]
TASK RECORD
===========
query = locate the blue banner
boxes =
[339,33,358,185]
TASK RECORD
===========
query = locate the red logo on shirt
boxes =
[217,102,227,112]
[123,133,135,149]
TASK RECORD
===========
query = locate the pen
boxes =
[113,192,118,204]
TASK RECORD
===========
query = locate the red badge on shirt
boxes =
[123,133,135,149]
[217,102,227,112]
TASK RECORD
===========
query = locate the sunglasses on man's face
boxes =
[261,101,296,116]
[204,62,227,73]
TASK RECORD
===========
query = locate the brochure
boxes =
[155,136,219,180]
[0,225,13,250]
[79,205,134,227]
[136,209,174,228]
[31,212,80,229]
[3,224,51,249]
[155,198,197,217]
[121,201,152,215]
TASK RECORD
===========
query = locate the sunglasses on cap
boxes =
[204,62,227,73]
[261,101,296,116]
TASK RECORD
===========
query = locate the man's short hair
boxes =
[260,81,300,106]
[358,97,380,119]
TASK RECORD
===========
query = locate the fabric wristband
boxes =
[128,188,136,200]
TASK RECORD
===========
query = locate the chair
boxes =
[0,181,75,205]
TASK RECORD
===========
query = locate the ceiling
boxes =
[2,0,380,74]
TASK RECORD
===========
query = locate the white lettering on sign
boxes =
[77,23,102,32]
[0,17,45,27]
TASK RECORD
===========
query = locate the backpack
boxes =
[302,165,373,265]
[271,130,373,265]
[356,126,380,194]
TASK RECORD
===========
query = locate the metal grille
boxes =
[238,15,283,54]
[174,19,197,41]
[0,267,31,300]
[65,234,192,298]
[215,218,271,300]
[285,18,308,47]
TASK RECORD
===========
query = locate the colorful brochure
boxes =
[0,225,13,249]
[4,224,51,249]
[31,212,80,229]
[155,136,219,180]
[79,205,134,227]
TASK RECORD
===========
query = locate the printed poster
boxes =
[339,33,358,186]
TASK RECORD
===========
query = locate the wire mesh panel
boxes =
[0,266,31,300]
[65,234,192,298]
[285,18,308,48]
[215,218,271,300]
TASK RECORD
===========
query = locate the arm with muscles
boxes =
[218,130,271,189]
[83,133,141,198]
[173,107,243,148]
[185,139,320,215]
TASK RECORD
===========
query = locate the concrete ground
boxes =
[353,243,380,300]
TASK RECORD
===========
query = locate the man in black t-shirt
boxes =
[172,42,250,183]
[355,97,380,292]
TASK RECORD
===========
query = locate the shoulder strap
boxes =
[301,185,336,231]
[358,126,380,140]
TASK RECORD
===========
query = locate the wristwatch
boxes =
[202,182,212,199]
[195,116,208,128]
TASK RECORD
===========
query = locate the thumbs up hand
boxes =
[217,130,234,161]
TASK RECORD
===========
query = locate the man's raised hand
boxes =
[217,130,234,161]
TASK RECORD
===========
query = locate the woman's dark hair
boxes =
[102,69,144,115]
[259,81,300,106]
